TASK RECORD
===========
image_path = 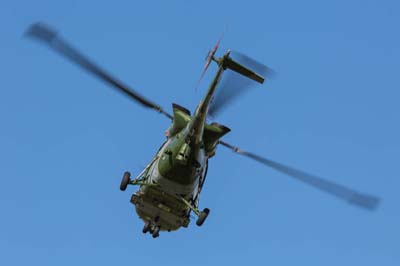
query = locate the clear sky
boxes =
[1,0,399,265]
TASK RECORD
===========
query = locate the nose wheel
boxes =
[142,218,161,238]
[151,226,160,238]
[142,221,151,234]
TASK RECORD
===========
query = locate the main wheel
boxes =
[196,208,210,226]
[120,171,131,191]
[152,226,160,238]
[142,221,151,234]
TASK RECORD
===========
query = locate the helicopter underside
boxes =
[125,153,209,238]
[130,186,191,233]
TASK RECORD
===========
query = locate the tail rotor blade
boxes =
[196,57,212,90]
[196,33,224,89]
[219,140,380,210]
[25,22,172,119]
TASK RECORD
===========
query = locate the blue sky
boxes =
[1,0,399,265]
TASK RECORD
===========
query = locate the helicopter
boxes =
[26,22,380,238]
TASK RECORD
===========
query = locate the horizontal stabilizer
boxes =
[225,57,264,84]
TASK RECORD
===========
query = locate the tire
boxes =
[152,226,160,238]
[120,171,131,191]
[196,208,210,226]
[142,221,150,234]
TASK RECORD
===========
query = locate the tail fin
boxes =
[224,56,264,84]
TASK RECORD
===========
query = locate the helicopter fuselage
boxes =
[130,136,208,232]
[127,53,240,233]
[121,49,269,237]
[129,98,233,232]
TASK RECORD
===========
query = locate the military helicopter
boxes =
[26,23,380,238]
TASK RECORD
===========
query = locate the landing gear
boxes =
[152,226,160,238]
[178,196,210,227]
[120,171,131,191]
[142,221,150,234]
[143,217,160,238]
[196,208,210,226]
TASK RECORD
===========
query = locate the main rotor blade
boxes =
[25,22,172,119]
[209,51,274,117]
[219,140,380,210]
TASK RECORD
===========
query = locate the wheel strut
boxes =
[178,196,210,226]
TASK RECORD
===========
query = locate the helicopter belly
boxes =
[128,158,202,232]
[131,191,190,232]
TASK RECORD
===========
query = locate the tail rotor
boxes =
[196,33,224,90]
